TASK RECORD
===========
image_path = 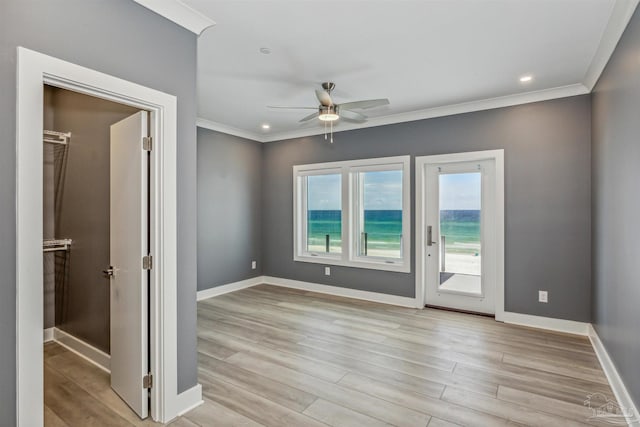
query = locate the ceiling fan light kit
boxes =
[318,105,339,122]
[268,82,390,142]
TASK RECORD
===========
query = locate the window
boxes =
[294,156,410,273]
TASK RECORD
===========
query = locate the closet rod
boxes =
[43,238,72,252]
[43,130,71,145]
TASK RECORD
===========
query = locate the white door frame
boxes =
[415,150,505,321]
[16,47,193,425]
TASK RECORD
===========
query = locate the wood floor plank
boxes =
[303,399,394,427]
[442,386,592,427]
[260,336,498,397]
[167,417,200,427]
[199,370,326,427]
[337,372,515,427]
[298,335,456,372]
[183,397,265,427]
[226,351,432,427]
[496,386,616,427]
[501,353,608,384]
[453,362,613,406]
[197,336,240,361]
[427,417,461,427]
[198,353,318,412]
[45,345,158,426]
[45,405,70,427]
[44,364,134,427]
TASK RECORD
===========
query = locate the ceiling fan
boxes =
[268,82,390,142]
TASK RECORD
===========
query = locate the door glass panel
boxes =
[306,174,342,253]
[357,170,403,259]
[438,172,481,294]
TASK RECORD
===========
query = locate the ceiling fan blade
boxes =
[338,98,389,110]
[315,89,333,106]
[339,109,367,123]
[299,112,319,122]
[267,106,318,110]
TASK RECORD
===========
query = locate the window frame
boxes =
[293,155,411,273]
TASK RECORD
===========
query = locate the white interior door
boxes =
[110,111,149,419]
[424,159,496,315]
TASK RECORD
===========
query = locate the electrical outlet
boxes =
[324,266,331,276]
[538,290,548,303]
[251,260,257,270]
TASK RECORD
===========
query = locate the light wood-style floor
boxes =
[46,284,618,426]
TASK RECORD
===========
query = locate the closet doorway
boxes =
[43,87,151,420]
[17,47,184,426]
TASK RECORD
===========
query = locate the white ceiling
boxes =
[138,0,638,142]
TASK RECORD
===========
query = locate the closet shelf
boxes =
[43,238,72,252]
[43,130,71,145]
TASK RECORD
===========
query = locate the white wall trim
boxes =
[501,312,589,336]
[197,117,266,142]
[16,47,180,425]
[263,276,421,308]
[583,0,640,90]
[197,276,264,301]
[588,325,640,426]
[174,384,204,417]
[132,0,215,35]
[43,328,54,343]
[51,328,111,373]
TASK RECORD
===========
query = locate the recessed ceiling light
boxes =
[261,123,271,130]
[259,47,271,55]
[519,75,533,83]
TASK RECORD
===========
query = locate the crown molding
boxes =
[132,0,215,35]
[254,83,589,143]
[197,117,266,142]
[583,0,639,90]
[199,84,589,144]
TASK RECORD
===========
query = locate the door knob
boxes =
[103,266,115,278]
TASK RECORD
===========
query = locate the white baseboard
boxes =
[51,327,111,373]
[43,327,55,343]
[174,383,203,417]
[197,276,264,301]
[588,325,640,426]
[263,276,420,308]
[501,312,590,336]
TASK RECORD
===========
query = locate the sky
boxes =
[306,171,481,211]
[439,172,481,210]
[307,171,402,210]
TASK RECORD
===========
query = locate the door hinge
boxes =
[142,255,153,270]
[142,136,152,151]
[143,373,153,389]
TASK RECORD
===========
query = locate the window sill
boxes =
[294,254,410,273]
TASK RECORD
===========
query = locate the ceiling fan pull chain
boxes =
[330,120,334,143]
[324,120,327,140]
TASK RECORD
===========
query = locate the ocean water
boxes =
[440,210,481,255]
[307,209,480,255]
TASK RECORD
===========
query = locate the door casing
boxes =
[415,150,505,320]
[16,47,192,425]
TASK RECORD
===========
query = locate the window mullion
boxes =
[341,166,350,261]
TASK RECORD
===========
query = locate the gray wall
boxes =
[1,0,199,422]
[262,95,592,322]
[50,87,139,353]
[197,128,263,290]
[591,6,640,410]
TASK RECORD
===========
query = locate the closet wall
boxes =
[43,85,138,353]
